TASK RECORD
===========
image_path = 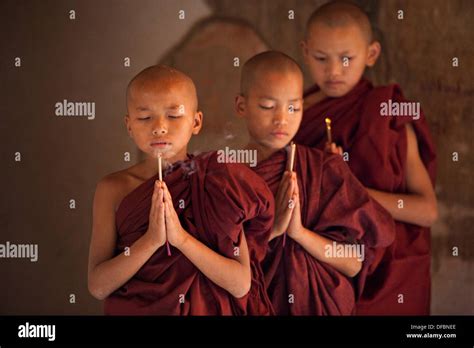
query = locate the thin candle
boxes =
[158,153,163,181]
[289,142,296,172]
[283,142,297,248]
[157,152,171,256]
[325,117,332,144]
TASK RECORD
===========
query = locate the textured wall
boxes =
[375,0,474,314]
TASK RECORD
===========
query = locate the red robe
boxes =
[294,78,437,315]
[104,152,275,315]
[254,145,395,315]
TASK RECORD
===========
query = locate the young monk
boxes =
[235,51,395,315]
[88,65,275,315]
[295,1,438,315]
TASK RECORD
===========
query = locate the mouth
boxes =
[150,141,172,149]
[270,131,289,139]
[325,80,345,88]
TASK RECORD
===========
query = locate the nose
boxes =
[152,116,167,135]
[326,59,343,78]
[272,109,288,126]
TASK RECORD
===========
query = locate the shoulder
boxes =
[366,82,405,103]
[321,150,352,177]
[296,144,324,159]
[198,150,272,195]
[294,144,328,171]
[95,165,146,211]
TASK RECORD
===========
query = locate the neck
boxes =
[142,149,188,178]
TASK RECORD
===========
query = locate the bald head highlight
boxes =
[126,65,198,112]
[240,51,303,96]
[305,0,373,42]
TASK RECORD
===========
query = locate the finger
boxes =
[150,181,159,217]
[159,186,164,205]
[158,194,165,225]
[277,172,291,202]
[324,142,332,153]
[293,175,299,195]
[284,173,295,203]
[162,182,173,203]
[288,193,299,223]
[276,171,290,193]
[164,201,172,224]
[154,180,161,193]
[338,146,343,155]
[163,187,172,207]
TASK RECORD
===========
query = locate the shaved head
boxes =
[305,0,373,42]
[240,51,303,96]
[126,65,198,113]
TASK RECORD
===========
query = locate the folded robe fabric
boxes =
[294,78,437,315]
[253,145,395,315]
[104,151,275,315]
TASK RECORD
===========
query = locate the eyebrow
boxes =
[136,106,150,111]
[135,104,182,111]
[313,50,353,55]
[259,96,277,101]
[259,96,302,102]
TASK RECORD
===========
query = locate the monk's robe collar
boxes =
[303,77,372,112]
[116,153,197,226]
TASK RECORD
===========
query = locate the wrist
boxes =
[143,230,165,250]
[289,225,305,242]
[269,227,284,241]
[175,228,190,250]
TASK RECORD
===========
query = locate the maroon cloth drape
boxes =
[253,145,395,315]
[104,151,274,315]
[294,78,436,315]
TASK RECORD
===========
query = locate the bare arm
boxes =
[290,226,362,278]
[162,182,251,298]
[367,123,438,227]
[87,178,166,300]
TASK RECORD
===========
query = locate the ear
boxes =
[124,115,133,138]
[192,111,203,135]
[366,41,381,67]
[300,40,309,64]
[234,94,247,118]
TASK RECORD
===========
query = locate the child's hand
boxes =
[324,142,343,156]
[287,177,303,239]
[271,171,297,240]
[145,181,167,248]
[162,182,189,249]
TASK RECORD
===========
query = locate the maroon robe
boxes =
[104,151,274,315]
[294,78,437,315]
[254,145,395,315]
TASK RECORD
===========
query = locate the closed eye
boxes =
[138,117,151,121]
[168,115,182,119]
[259,105,274,110]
